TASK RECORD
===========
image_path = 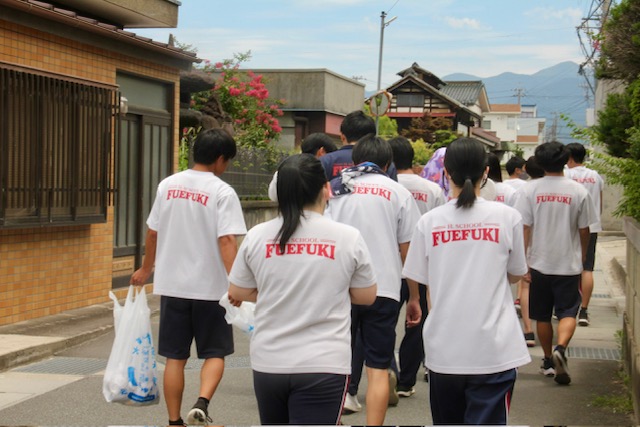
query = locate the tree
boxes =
[596,0,640,82]
[400,112,453,142]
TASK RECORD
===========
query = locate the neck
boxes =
[397,168,414,175]
[192,164,212,173]
[450,182,482,199]
[546,171,564,177]
[304,201,326,215]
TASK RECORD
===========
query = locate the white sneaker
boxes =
[343,393,362,414]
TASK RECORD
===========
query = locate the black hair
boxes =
[566,142,587,164]
[444,138,487,209]
[524,156,545,179]
[275,154,327,253]
[505,156,525,175]
[486,152,503,182]
[352,134,393,169]
[301,133,338,155]
[388,136,414,170]
[340,110,376,142]
[535,141,569,173]
[192,128,237,165]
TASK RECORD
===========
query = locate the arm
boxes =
[130,229,157,286]
[218,234,238,275]
[579,227,590,264]
[228,283,258,303]
[507,272,523,284]
[399,241,423,327]
[350,285,377,305]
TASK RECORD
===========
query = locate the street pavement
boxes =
[0,236,634,425]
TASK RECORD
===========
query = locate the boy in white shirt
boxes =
[565,142,604,326]
[514,141,596,386]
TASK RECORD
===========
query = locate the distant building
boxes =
[483,103,546,159]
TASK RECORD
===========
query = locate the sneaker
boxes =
[187,399,213,425]
[396,385,416,397]
[524,332,536,347]
[342,393,362,414]
[539,357,555,376]
[388,369,399,406]
[514,299,522,317]
[578,308,590,326]
[553,346,571,385]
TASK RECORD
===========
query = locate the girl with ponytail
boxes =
[228,154,377,425]
[403,137,530,425]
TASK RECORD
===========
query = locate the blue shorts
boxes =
[529,269,581,322]
[158,296,234,360]
[351,297,400,369]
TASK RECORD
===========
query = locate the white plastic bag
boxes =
[219,292,256,335]
[103,286,160,405]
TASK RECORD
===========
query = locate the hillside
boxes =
[444,61,589,142]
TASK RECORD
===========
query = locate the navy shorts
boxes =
[351,297,400,370]
[429,368,517,425]
[529,269,581,322]
[253,371,348,425]
[583,233,598,271]
[158,296,234,360]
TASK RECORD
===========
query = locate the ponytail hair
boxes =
[275,154,327,253]
[443,138,487,209]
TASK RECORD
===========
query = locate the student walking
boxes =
[228,154,377,425]
[514,141,597,385]
[130,129,247,426]
[403,137,530,425]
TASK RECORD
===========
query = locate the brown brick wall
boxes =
[0,19,181,326]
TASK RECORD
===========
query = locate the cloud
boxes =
[524,7,582,22]
[444,17,484,30]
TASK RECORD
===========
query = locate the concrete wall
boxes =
[623,217,640,420]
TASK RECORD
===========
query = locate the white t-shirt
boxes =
[565,166,604,232]
[229,211,376,375]
[325,173,421,301]
[147,169,247,300]
[402,199,530,375]
[504,178,527,191]
[513,175,596,275]
[397,174,446,215]
[494,182,517,206]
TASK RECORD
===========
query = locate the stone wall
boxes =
[623,217,640,420]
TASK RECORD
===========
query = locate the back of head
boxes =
[301,133,338,156]
[566,142,587,164]
[525,156,545,179]
[388,136,414,170]
[486,152,502,182]
[444,137,487,209]
[534,141,569,173]
[352,134,392,169]
[193,128,237,165]
[276,154,327,252]
[340,110,376,142]
[505,156,525,175]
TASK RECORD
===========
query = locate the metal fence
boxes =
[223,146,289,200]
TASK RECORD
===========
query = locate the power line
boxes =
[387,0,401,13]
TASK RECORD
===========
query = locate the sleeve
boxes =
[578,191,597,229]
[349,233,377,288]
[146,185,162,232]
[320,154,333,180]
[507,213,529,276]
[397,193,422,243]
[513,187,533,226]
[217,186,248,237]
[267,171,278,202]
[228,234,258,289]
[402,219,430,285]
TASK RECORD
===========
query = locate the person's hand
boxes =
[523,268,531,284]
[130,267,152,287]
[228,294,242,307]
[405,299,422,328]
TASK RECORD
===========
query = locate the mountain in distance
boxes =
[444,61,589,142]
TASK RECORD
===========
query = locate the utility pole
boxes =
[375,11,396,134]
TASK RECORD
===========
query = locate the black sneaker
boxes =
[539,357,555,376]
[524,332,535,347]
[397,384,415,397]
[187,398,213,425]
[578,308,590,326]
[553,346,571,385]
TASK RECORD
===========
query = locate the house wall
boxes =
[0,19,181,326]
[483,113,518,142]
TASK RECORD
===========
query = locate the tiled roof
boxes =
[517,135,539,143]
[1,0,200,62]
[490,103,521,113]
[441,81,485,105]
[471,126,500,146]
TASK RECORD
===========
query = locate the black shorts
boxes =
[158,296,234,360]
[583,233,598,271]
[253,371,348,425]
[529,269,581,322]
[351,297,400,369]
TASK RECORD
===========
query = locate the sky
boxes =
[137,0,595,91]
